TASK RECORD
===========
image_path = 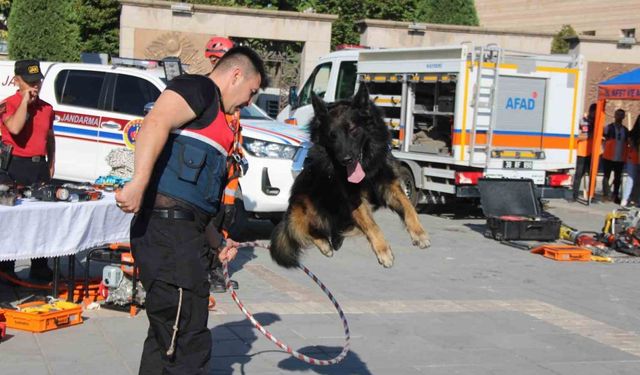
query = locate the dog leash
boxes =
[222,240,351,365]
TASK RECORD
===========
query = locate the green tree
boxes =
[426,0,479,26]
[77,0,120,57]
[8,0,81,61]
[551,24,577,54]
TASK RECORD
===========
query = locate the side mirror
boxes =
[143,102,155,115]
[288,86,298,109]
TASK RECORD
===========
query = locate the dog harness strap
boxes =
[220,112,244,238]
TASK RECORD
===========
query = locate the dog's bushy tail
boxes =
[269,220,303,268]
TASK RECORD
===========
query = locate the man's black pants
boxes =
[572,156,591,199]
[603,159,624,199]
[131,211,212,375]
[139,280,211,375]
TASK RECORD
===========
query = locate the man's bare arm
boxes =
[115,90,197,213]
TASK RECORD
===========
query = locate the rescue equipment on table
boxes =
[20,183,103,202]
[94,175,131,190]
[0,182,17,206]
[105,148,134,179]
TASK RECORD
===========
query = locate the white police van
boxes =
[0,59,309,219]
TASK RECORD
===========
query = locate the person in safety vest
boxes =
[116,46,267,375]
[0,60,55,283]
[621,114,640,207]
[571,103,596,202]
[602,108,628,203]
[204,36,242,293]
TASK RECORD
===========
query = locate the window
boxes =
[58,70,106,110]
[335,61,358,100]
[622,28,636,38]
[112,74,161,116]
[581,30,596,36]
[297,62,332,107]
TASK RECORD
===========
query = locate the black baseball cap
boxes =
[14,59,44,83]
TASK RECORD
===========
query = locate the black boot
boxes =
[209,264,238,293]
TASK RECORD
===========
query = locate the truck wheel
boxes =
[398,166,418,207]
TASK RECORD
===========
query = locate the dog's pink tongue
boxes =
[347,160,365,183]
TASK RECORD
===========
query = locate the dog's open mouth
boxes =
[346,159,365,183]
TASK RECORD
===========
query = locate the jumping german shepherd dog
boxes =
[269,84,430,268]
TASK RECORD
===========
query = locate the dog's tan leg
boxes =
[311,238,334,258]
[385,181,431,249]
[352,201,394,267]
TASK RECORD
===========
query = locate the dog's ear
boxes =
[352,84,371,110]
[311,92,329,120]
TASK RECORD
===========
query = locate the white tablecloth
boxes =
[0,192,133,261]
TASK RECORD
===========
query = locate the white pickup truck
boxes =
[0,60,309,219]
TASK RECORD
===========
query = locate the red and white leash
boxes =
[222,240,351,365]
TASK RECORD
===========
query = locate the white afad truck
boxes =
[278,44,586,205]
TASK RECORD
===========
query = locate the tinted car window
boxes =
[112,74,161,116]
[298,62,332,107]
[59,70,106,109]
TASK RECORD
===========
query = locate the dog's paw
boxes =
[377,249,394,268]
[412,232,431,249]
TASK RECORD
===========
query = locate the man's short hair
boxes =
[214,46,269,89]
[615,108,626,116]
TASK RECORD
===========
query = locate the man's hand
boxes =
[218,239,240,263]
[48,163,55,179]
[115,179,146,213]
[23,87,38,105]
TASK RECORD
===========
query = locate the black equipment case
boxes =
[477,178,561,241]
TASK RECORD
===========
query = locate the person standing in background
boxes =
[572,103,596,202]
[621,115,640,207]
[0,60,55,282]
[602,109,628,203]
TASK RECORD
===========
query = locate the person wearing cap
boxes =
[0,59,55,282]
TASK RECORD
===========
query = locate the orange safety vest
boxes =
[602,124,628,162]
[220,111,243,238]
[576,116,593,157]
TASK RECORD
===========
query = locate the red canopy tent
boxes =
[588,68,640,203]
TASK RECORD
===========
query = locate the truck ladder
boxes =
[469,45,502,167]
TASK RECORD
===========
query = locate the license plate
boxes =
[503,160,533,169]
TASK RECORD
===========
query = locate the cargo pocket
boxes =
[204,154,226,203]
[178,143,206,183]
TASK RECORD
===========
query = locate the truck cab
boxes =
[277,49,360,130]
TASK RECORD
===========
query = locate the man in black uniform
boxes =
[116,47,266,375]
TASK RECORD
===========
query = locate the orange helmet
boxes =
[205,37,234,59]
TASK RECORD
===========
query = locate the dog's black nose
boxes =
[341,156,353,165]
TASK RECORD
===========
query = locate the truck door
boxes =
[52,69,108,181]
[97,73,161,178]
[493,76,547,150]
[287,62,332,129]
